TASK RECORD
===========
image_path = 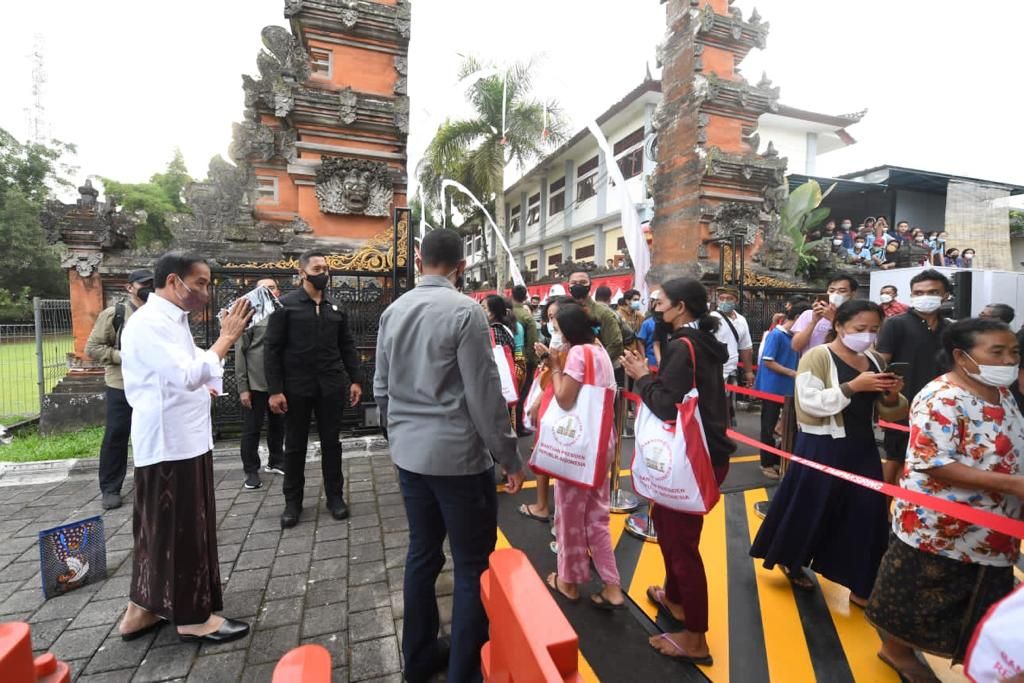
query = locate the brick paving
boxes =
[0,453,450,682]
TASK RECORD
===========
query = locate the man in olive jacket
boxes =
[84,269,153,509]
[566,269,623,361]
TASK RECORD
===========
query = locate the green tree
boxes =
[0,128,76,312]
[419,57,566,288]
[101,148,193,248]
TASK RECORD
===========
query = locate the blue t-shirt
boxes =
[638,317,658,366]
[754,327,799,396]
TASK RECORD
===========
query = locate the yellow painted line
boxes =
[922,653,970,683]
[743,489,816,682]
[495,527,512,550]
[731,455,760,463]
[626,536,666,622]
[817,575,901,683]
[1015,565,1024,582]
[699,500,729,680]
[608,506,627,549]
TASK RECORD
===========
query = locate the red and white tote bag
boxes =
[491,327,519,405]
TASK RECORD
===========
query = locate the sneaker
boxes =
[263,465,285,475]
[101,492,122,510]
[243,473,263,489]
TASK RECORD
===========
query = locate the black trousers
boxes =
[99,387,132,495]
[283,387,345,507]
[883,419,910,463]
[759,399,783,468]
[240,390,285,474]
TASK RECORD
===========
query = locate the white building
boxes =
[465,80,862,285]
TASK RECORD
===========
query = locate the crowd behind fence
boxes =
[0,299,73,423]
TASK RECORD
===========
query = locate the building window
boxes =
[526,193,541,226]
[256,175,279,203]
[576,156,599,203]
[548,253,562,266]
[473,235,481,253]
[509,205,521,233]
[617,237,626,251]
[549,177,565,215]
[529,258,538,271]
[574,244,595,261]
[614,127,645,180]
[310,47,333,78]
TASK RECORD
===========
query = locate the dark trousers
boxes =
[883,419,910,463]
[398,467,497,683]
[99,387,132,495]
[759,400,783,468]
[240,390,285,474]
[283,388,345,507]
[650,464,729,633]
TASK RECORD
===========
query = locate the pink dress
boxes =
[555,344,621,586]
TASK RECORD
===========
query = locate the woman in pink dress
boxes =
[534,302,625,609]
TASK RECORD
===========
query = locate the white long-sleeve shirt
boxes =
[121,293,223,467]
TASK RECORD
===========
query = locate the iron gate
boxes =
[193,208,413,436]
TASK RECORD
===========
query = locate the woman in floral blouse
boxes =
[867,317,1024,682]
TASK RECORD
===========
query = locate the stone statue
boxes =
[709,202,760,246]
[314,157,392,216]
[76,180,99,210]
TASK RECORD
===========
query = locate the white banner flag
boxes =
[441,178,525,288]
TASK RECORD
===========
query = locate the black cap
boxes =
[128,269,154,284]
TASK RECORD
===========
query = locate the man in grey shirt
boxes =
[374,228,523,683]
[234,277,285,490]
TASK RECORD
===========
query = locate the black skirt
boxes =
[130,451,222,625]
[749,431,889,598]
[866,536,1014,662]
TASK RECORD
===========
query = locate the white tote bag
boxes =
[964,583,1024,682]
[528,346,615,488]
[630,338,721,514]
[490,327,519,404]
[521,369,545,432]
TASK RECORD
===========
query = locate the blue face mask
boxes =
[718,301,736,314]
[630,300,642,311]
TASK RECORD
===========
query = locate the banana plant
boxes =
[779,179,836,276]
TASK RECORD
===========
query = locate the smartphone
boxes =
[815,293,829,305]
[887,362,910,377]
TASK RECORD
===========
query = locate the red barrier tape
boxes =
[727,429,1024,540]
[724,383,786,404]
[877,419,911,433]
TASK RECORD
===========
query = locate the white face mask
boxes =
[829,293,849,307]
[911,295,942,313]
[840,331,876,353]
[964,353,1017,387]
[832,239,844,246]
[879,294,893,304]
[549,331,564,349]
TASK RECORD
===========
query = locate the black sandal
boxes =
[784,567,815,592]
[590,593,627,611]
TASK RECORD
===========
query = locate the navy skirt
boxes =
[749,431,889,598]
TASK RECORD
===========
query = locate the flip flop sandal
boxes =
[516,503,550,522]
[784,567,815,592]
[651,634,713,666]
[646,586,686,626]
[849,594,869,609]
[590,593,627,611]
[545,572,580,603]
[877,652,940,682]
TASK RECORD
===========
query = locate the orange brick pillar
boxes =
[66,257,105,359]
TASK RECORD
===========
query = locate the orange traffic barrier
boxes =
[0,622,71,683]
[272,644,331,683]
[480,548,583,683]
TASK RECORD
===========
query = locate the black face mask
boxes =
[569,283,590,300]
[653,311,665,322]
[137,286,153,303]
[306,272,329,291]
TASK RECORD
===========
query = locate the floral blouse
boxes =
[893,376,1023,566]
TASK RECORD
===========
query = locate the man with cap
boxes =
[86,268,154,509]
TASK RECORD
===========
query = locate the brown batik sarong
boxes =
[865,536,1014,663]
[130,451,222,625]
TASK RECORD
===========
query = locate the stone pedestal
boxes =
[40,371,106,435]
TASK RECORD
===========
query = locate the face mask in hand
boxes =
[911,295,942,313]
[840,331,876,353]
[963,353,1017,387]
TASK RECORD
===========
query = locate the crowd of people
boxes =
[819,216,978,270]
[88,226,1021,680]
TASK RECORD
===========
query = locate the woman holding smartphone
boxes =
[750,300,908,607]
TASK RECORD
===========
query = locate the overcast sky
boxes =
[2,0,1022,195]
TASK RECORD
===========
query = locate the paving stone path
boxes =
[0,453,450,682]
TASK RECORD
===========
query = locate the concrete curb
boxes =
[0,435,390,487]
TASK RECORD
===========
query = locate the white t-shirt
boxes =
[711,311,752,379]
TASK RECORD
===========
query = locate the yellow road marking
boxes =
[699,500,729,680]
[608,505,627,549]
[743,489,816,682]
[626,536,665,622]
[731,455,760,463]
[816,576,900,682]
[1015,565,1024,582]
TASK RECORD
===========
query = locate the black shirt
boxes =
[876,311,951,404]
[830,350,879,443]
[264,287,363,397]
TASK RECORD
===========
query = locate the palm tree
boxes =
[419,56,566,289]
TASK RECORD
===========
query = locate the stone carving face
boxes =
[342,170,372,212]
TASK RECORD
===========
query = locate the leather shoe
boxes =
[280,505,301,529]
[178,617,249,644]
[328,498,349,520]
[101,493,122,510]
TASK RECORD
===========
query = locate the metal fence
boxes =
[0,299,73,422]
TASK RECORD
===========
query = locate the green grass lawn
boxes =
[0,335,73,421]
[0,425,104,462]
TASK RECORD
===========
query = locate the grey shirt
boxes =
[234,316,272,394]
[374,275,522,476]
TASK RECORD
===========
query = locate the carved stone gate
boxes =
[196,208,413,437]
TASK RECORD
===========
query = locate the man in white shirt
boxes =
[711,286,754,386]
[117,251,254,644]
